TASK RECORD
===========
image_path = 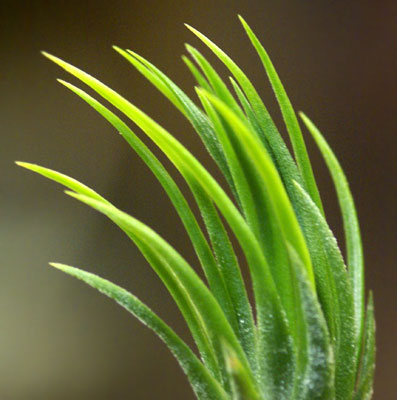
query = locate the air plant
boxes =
[18,16,375,400]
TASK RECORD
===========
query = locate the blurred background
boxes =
[1,0,396,398]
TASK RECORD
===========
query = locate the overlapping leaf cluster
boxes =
[19,16,375,400]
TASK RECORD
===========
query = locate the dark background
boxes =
[1,0,396,399]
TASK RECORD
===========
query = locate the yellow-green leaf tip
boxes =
[112,45,123,53]
[237,15,246,24]
[15,161,35,170]
[56,78,68,85]
[41,51,57,62]
[49,262,63,269]
[49,262,73,274]
[64,190,78,197]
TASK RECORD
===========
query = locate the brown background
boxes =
[1,0,396,399]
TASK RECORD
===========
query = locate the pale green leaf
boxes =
[54,80,240,338]
[113,46,237,197]
[65,190,258,392]
[41,52,265,371]
[50,263,229,400]
[17,161,226,383]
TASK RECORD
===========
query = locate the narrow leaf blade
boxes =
[65,190,258,392]
[286,247,334,400]
[300,112,364,359]
[50,263,229,400]
[354,293,376,400]
[239,16,324,214]
[293,181,357,399]
[54,80,240,338]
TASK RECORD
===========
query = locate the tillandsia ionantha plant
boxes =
[18,16,375,400]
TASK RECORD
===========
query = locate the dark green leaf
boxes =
[286,246,334,400]
[300,112,364,363]
[293,181,357,399]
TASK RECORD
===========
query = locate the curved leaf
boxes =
[108,51,256,356]
[184,23,306,210]
[238,16,324,214]
[50,263,229,400]
[300,112,364,362]
[114,46,236,196]
[182,55,212,92]
[200,91,314,289]
[17,162,226,384]
[65,190,259,394]
[54,81,240,338]
[293,181,357,399]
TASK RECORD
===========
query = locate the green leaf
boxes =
[185,44,246,120]
[17,162,226,384]
[112,53,259,348]
[108,48,255,361]
[195,88,260,238]
[200,90,326,398]
[53,80,240,339]
[228,77,272,156]
[286,246,334,400]
[113,46,237,198]
[16,161,107,202]
[65,190,258,393]
[199,90,314,289]
[43,52,294,397]
[182,55,212,92]
[222,341,261,400]
[186,180,256,364]
[49,263,229,400]
[189,51,281,259]
[354,293,376,400]
[238,16,324,214]
[300,112,364,361]
[196,89,293,342]
[293,181,357,399]
[41,52,257,370]
[184,23,306,211]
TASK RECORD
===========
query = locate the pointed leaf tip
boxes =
[15,161,37,170]
[41,51,58,62]
[49,262,71,274]
[57,78,69,86]
[64,189,78,198]
[184,43,195,52]
[184,24,201,36]
[112,45,124,54]
[41,52,73,71]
